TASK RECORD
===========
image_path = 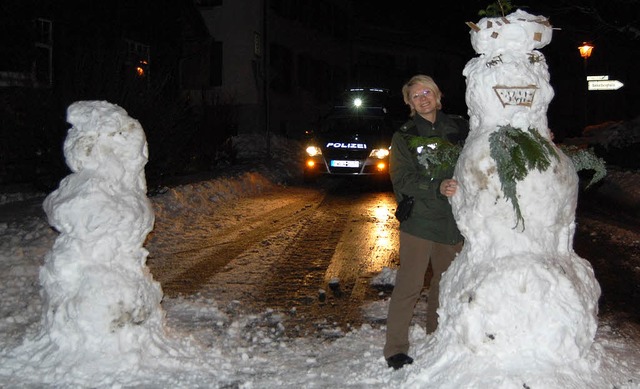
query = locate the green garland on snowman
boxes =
[409,127,606,229]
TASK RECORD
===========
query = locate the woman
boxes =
[384,74,464,370]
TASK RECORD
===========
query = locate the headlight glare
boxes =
[369,148,390,159]
[306,146,322,157]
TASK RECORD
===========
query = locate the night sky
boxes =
[1,0,637,188]
[353,0,639,136]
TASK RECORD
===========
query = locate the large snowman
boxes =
[437,10,601,368]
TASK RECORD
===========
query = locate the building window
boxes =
[34,18,53,87]
[35,18,52,44]
[125,39,150,80]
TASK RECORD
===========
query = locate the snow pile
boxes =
[153,172,275,221]
[571,116,640,150]
[371,266,396,287]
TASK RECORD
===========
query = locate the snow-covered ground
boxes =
[0,127,639,388]
[1,11,640,383]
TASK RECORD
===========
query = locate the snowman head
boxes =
[464,10,555,130]
[63,101,148,186]
[468,9,553,55]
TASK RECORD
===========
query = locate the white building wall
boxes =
[200,0,262,105]
[198,0,264,134]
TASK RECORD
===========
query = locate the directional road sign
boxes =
[588,80,624,91]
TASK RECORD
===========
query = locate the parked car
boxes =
[303,88,396,182]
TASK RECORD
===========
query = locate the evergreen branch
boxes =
[489,125,559,230]
[407,136,462,179]
[489,127,524,228]
[558,145,607,188]
[406,128,608,233]
[479,0,515,17]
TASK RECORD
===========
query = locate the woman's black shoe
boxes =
[386,353,413,369]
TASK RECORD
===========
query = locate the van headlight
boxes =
[306,146,322,157]
[369,148,390,159]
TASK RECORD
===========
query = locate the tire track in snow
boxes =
[257,185,399,336]
[148,187,324,297]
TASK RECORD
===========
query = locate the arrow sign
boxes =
[588,80,624,90]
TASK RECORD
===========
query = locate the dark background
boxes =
[355,0,640,133]
[1,0,638,190]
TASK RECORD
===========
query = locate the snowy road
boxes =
[146,178,402,336]
[575,200,640,332]
[147,185,327,296]
[1,168,638,388]
[144,176,640,339]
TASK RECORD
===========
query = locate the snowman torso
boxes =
[453,11,577,257]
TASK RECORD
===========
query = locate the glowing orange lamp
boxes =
[578,43,593,59]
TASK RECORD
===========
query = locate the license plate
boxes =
[330,160,359,168]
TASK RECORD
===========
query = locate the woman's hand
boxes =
[440,179,458,197]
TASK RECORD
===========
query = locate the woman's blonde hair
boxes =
[402,74,443,116]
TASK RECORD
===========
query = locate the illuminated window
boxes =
[125,39,150,79]
[136,60,148,77]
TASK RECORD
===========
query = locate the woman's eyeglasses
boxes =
[411,89,432,101]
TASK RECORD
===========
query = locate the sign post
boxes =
[588,80,624,91]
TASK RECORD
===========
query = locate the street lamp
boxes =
[578,43,594,60]
[578,42,594,129]
[578,42,594,70]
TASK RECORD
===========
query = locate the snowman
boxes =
[437,10,601,367]
[39,101,165,351]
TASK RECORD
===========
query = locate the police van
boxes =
[303,87,400,182]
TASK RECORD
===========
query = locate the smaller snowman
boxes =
[39,101,165,351]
